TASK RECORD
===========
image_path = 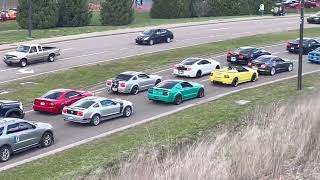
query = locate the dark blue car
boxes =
[0,100,24,119]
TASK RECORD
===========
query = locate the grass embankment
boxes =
[1,27,320,104]
[1,68,320,180]
[0,12,255,45]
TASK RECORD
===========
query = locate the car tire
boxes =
[216,65,220,69]
[48,54,55,62]
[90,114,101,126]
[196,70,202,78]
[174,94,182,105]
[123,106,132,117]
[197,88,205,98]
[166,37,171,43]
[149,40,154,46]
[40,131,54,148]
[19,59,27,67]
[270,67,276,76]
[130,85,139,95]
[251,73,257,82]
[288,64,293,72]
[0,146,11,162]
[7,111,23,119]
[231,78,239,87]
[155,79,161,85]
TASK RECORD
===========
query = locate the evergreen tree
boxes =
[151,0,192,19]
[100,0,134,26]
[17,0,59,29]
[58,0,92,27]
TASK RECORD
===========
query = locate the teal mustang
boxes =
[308,47,320,63]
[147,80,205,105]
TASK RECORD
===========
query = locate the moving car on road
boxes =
[148,80,205,105]
[0,100,24,119]
[106,71,162,95]
[33,89,94,114]
[210,66,258,87]
[307,12,320,24]
[63,96,133,126]
[135,29,174,45]
[308,47,320,63]
[250,55,293,76]
[0,118,54,162]
[287,38,320,54]
[173,57,220,78]
[227,47,271,65]
[3,44,61,67]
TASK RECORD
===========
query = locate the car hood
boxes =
[5,51,26,58]
[35,122,53,130]
[137,34,150,38]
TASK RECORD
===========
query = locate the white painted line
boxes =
[2,69,320,172]
[210,27,229,31]
[25,110,33,114]
[0,68,19,72]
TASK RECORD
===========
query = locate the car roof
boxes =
[78,96,108,102]
[120,71,144,76]
[0,118,24,126]
[238,46,255,49]
[0,100,18,104]
[20,44,40,47]
[258,55,278,59]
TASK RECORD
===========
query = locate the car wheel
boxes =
[196,70,202,78]
[90,115,101,126]
[174,94,182,105]
[7,111,23,119]
[0,146,11,162]
[166,37,171,43]
[149,40,154,46]
[197,88,205,98]
[251,73,257,82]
[270,67,276,76]
[130,85,139,95]
[216,65,220,69]
[48,54,55,62]
[288,64,293,72]
[40,132,54,148]
[123,106,132,117]
[19,59,27,67]
[155,79,161,85]
[231,78,239,87]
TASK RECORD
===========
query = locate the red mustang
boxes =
[33,89,94,114]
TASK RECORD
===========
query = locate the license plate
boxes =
[112,87,118,91]
[231,57,236,61]
[40,102,45,106]
[178,70,183,74]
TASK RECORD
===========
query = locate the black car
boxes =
[227,47,271,65]
[307,12,320,24]
[0,100,24,118]
[135,29,174,45]
[250,55,293,76]
[287,38,320,54]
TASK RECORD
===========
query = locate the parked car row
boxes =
[0,8,17,22]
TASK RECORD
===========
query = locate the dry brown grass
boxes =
[96,95,320,180]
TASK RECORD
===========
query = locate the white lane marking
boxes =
[17,68,34,74]
[25,110,33,113]
[0,67,19,72]
[210,27,230,31]
[2,68,320,172]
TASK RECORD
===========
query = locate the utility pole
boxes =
[28,0,32,38]
[297,0,304,90]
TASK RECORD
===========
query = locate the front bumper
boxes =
[3,58,20,64]
[136,39,149,45]
[148,93,175,103]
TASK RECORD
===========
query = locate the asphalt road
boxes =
[1,42,320,169]
[0,16,318,84]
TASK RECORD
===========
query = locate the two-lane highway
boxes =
[1,42,320,170]
[0,17,318,84]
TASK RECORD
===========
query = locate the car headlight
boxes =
[144,37,150,41]
[19,103,23,110]
[3,56,6,60]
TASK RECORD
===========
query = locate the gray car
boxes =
[0,118,54,162]
[62,96,133,126]
[106,71,162,95]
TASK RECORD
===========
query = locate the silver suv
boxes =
[0,118,54,162]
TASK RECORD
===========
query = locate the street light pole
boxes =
[28,0,32,38]
[297,0,304,90]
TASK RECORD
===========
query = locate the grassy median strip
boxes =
[1,70,320,180]
[1,27,320,104]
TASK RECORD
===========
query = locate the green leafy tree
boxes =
[100,0,134,26]
[17,0,59,29]
[58,0,92,27]
[150,0,192,18]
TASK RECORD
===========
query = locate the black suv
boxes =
[0,100,24,118]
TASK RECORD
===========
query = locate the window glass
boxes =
[115,74,133,81]
[6,123,20,134]
[100,100,115,107]
[181,82,193,88]
[138,74,149,79]
[132,77,138,80]
[0,127,4,136]
[65,91,80,99]
[41,90,62,100]
[182,58,199,65]
[199,60,210,65]
[236,67,249,72]
[38,46,43,51]
[19,122,33,131]
[156,81,179,89]
[74,100,95,109]
[30,46,37,53]
[16,45,30,53]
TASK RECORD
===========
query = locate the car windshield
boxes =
[16,45,30,53]
[294,38,309,44]
[0,127,3,136]
[182,58,199,65]
[142,29,155,35]
[41,90,62,100]
[156,81,179,89]
[235,48,252,54]
[74,100,95,109]
[255,56,273,63]
[115,74,133,81]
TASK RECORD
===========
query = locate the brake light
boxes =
[248,62,252,66]
[49,102,55,107]
[77,111,84,116]
[163,91,169,96]
[261,64,268,68]
[120,82,126,87]
[106,80,112,86]
[224,75,230,78]
[239,54,245,59]
[287,42,291,48]
[63,108,67,113]
[297,44,300,48]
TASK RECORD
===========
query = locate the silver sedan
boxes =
[106,71,162,95]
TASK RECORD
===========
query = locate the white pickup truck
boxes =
[3,44,61,67]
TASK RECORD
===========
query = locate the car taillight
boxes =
[224,75,230,78]
[239,54,245,59]
[248,62,252,66]
[187,67,192,71]
[63,108,67,113]
[287,42,291,48]
[297,44,300,48]
[227,52,232,58]
[261,64,268,68]
[120,82,126,87]
[49,102,55,107]
[106,80,112,86]
[163,91,169,96]
[77,111,84,116]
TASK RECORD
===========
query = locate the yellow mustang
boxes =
[209,66,258,87]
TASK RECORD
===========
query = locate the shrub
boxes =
[100,0,134,26]
[58,0,92,27]
[150,0,192,19]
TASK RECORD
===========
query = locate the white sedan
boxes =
[173,57,221,78]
